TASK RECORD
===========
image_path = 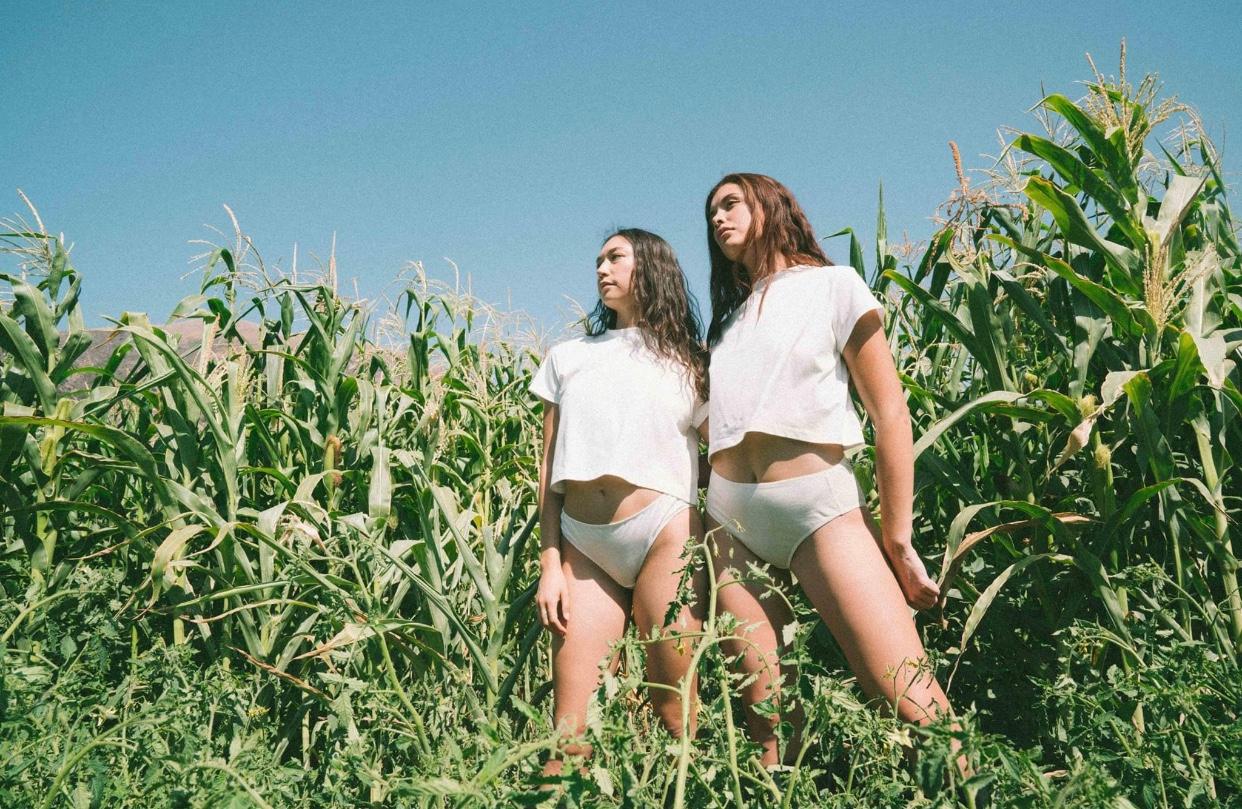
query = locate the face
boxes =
[595,235,637,317]
[708,182,755,262]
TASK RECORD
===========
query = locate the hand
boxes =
[536,565,571,635]
[884,541,940,610]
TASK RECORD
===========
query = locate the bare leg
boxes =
[790,507,967,775]
[790,508,949,720]
[707,515,804,768]
[632,507,706,738]
[544,540,630,776]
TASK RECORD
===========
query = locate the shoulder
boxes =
[806,264,865,283]
[774,263,852,288]
[546,332,599,354]
[810,265,876,298]
[771,264,863,296]
[542,332,608,367]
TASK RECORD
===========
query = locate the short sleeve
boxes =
[691,400,709,429]
[529,346,561,403]
[832,268,883,353]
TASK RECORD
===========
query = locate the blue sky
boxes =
[4,2,1240,333]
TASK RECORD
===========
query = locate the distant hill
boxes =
[60,319,266,391]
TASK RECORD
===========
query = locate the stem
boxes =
[1015,437,1056,625]
[0,588,81,645]
[1196,421,1242,646]
[184,761,278,809]
[713,539,746,806]
[670,537,748,807]
[378,630,432,757]
[674,542,713,808]
[38,715,156,809]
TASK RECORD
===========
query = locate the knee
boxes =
[894,691,950,726]
[650,692,693,738]
[558,739,593,759]
[553,712,587,743]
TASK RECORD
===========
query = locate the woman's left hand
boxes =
[885,542,940,610]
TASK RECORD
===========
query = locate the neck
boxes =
[741,251,791,277]
[612,308,638,329]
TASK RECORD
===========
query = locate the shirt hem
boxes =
[707,428,865,461]
[550,475,697,504]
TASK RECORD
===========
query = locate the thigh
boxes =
[706,514,804,765]
[633,506,703,636]
[789,508,937,711]
[552,540,631,730]
[633,506,705,683]
[707,514,796,674]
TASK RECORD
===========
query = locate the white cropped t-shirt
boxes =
[530,327,707,503]
[708,264,883,459]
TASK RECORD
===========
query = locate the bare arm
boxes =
[538,403,565,557]
[536,402,570,632]
[842,310,939,610]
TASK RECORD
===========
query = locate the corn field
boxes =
[2,61,1240,807]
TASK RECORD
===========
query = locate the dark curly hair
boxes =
[586,228,708,401]
[704,173,832,346]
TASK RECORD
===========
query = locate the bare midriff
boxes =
[562,476,662,525]
[709,431,846,484]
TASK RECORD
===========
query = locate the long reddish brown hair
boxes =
[704,173,831,345]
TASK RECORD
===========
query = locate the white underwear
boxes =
[706,462,863,569]
[560,494,690,588]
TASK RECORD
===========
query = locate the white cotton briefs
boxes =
[530,327,707,503]
[707,462,864,569]
[560,494,688,587]
[708,265,883,459]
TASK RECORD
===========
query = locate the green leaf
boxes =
[1168,330,1204,403]
[913,390,1029,462]
[1101,370,1144,408]
[0,414,171,507]
[427,482,492,603]
[960,554,1073,651]
[992,268,1069,355]
[0,310,57,412]
[1012,133,1142,247]
[996,235,1144,337]
[1099,479,1180,545]
[368,445,392,524]
[883,270,979,353]
[49,330,93,384]
[152,525,206,592]
[1021,176,1139,277]
[1185,327,1242,390]
[1123,371,1174,481]
[1040,93,1137,202]
[1072,547,1133,642]
[965,278,1012,389]
[1144,173,1206,248]
[4,275,60,361]
[826,226,866,279]
[941,501,1006,583]
[377,542,498,694]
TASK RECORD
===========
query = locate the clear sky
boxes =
[4,2,1240,334]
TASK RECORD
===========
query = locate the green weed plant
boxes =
[2,54,1240,807]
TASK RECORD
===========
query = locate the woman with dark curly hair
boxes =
[530,228,708,774]
[701,173,962,771]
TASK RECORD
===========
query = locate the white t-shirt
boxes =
[708,264,883,459]
[530,327,707,503]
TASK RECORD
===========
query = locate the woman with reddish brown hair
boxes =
[700,173,960,770]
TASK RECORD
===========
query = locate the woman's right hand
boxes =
[536,565,571,635]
